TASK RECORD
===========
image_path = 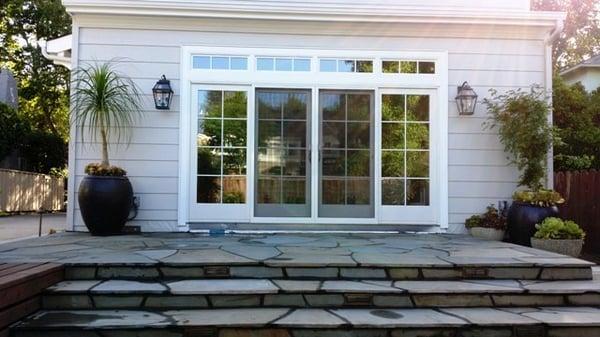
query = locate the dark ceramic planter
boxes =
[507,201,559,246]
[78,175,133,236]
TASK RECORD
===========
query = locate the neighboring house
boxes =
[53,0,564,233]
[560,55,600,92]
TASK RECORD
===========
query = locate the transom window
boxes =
[382,60,436,74]
[193,55,248,70]
[319,59,373,73]
[381,94,430,206]
[257,57,311,72]
[196,90,248,204]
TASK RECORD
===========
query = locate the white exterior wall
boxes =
[563,68,600,93]
[71,15,551,233]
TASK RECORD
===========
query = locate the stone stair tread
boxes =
[14,307,600,330]
[45,278,600,295]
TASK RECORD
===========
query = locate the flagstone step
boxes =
[42,278,600,309]
[63,263,594,281]
[12,307,600,337]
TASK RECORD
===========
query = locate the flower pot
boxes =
[469,227,505,241]
[531,238,584,257]
[78,175,133,236]
[507,202,559,246]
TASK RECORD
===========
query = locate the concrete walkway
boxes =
[0,213,67,244]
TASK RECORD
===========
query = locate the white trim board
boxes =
[178,46,449,230]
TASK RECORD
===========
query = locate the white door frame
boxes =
[178,46,449,230]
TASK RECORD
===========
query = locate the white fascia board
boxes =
[46,34,72,54]
[62,0,565,27]
[560,64,600,77]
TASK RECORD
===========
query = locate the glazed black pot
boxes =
[78,175,133,236]
[507,201,559,246]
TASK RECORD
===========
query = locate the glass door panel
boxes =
[381,94,431,206]
[319,90,374,218]
[255,89,311,217]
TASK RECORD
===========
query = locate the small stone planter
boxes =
[469,227,505,241]
[531,238,584,257]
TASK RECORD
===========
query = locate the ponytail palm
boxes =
[71,62,143,168]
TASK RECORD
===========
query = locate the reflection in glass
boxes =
[406,151,429,178]
[282,178,306,204]
[322,179,345,204]
[257,178,281,203]
[223,120,246,147]
[222,177,246,203]
[347,179,370,204]
[338,60,355,72]
[321,93,345,121]
[197,148,221,175]
[197,176,221,203]
[257,147,282,176]
[407,179,429,205]
[258,121,281,147]
[284,93,307,119]
[230,57,247,70]
[283,149,306,176]
[320,59,337,72]
[322,122,345,148]
[400,61,417,74]
[347,94,370,120]
[294,59,311,72]
[407,95,429,121]
[382,151,404,177]
[198,119,221,146]
[224,91,247,118]
[283,121,307,148]
[382,179,404,205]
[356,60,373,73]
[382,123,404,149]
[257,58,274,71]
[418,62,436,74]
[212,57,229,69]
[276,58,293,71]
[347,122,369,148]
[347,150,369,177]
[381,95,405,121]
[198,90,222,118]
[406,123,429,150]
[193,56,210,69]
[223,148,247,175]
[382,61,399,73]
[322,150,345,176]
[257,92,282,119]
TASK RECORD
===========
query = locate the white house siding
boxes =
[563,68,600,92]
[71,15,550,233]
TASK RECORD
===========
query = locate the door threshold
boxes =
[188,222,441,234]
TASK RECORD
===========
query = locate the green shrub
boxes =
[513,189,565,207]
[483,86,556,190]
[465,205,507,230]
[534,217,585,240]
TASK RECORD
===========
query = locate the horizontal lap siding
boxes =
[75,25,544,232]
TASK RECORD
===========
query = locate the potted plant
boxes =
[71,62,143,236]
[531,217,585,257]
[484,86,563,246]
[465,205,507,241]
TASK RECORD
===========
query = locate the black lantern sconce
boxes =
[455,81,478,116]
[152,75,173,110]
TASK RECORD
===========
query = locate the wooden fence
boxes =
[0,169,65,212]
[554,170,600,253]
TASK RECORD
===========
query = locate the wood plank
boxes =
[0,264,21,273]
[0,296,39,330]
[0,328,8,337]
[0,270,63,310]
[0,264,63,291]
[0,264,43,278]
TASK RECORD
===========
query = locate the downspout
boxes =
[544,19,564,189]
[38,40,72,69]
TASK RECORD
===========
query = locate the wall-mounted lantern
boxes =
[455,81,478,116]
[152,75,173,110]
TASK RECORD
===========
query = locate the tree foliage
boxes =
[532,0,600,69]
[0,0,71,139]
[484,86,556,190]
[552,77,600,170]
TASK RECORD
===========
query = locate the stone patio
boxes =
[5,232,600,337]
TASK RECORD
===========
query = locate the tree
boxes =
[0,0,71,139]
[532,0,600,70]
